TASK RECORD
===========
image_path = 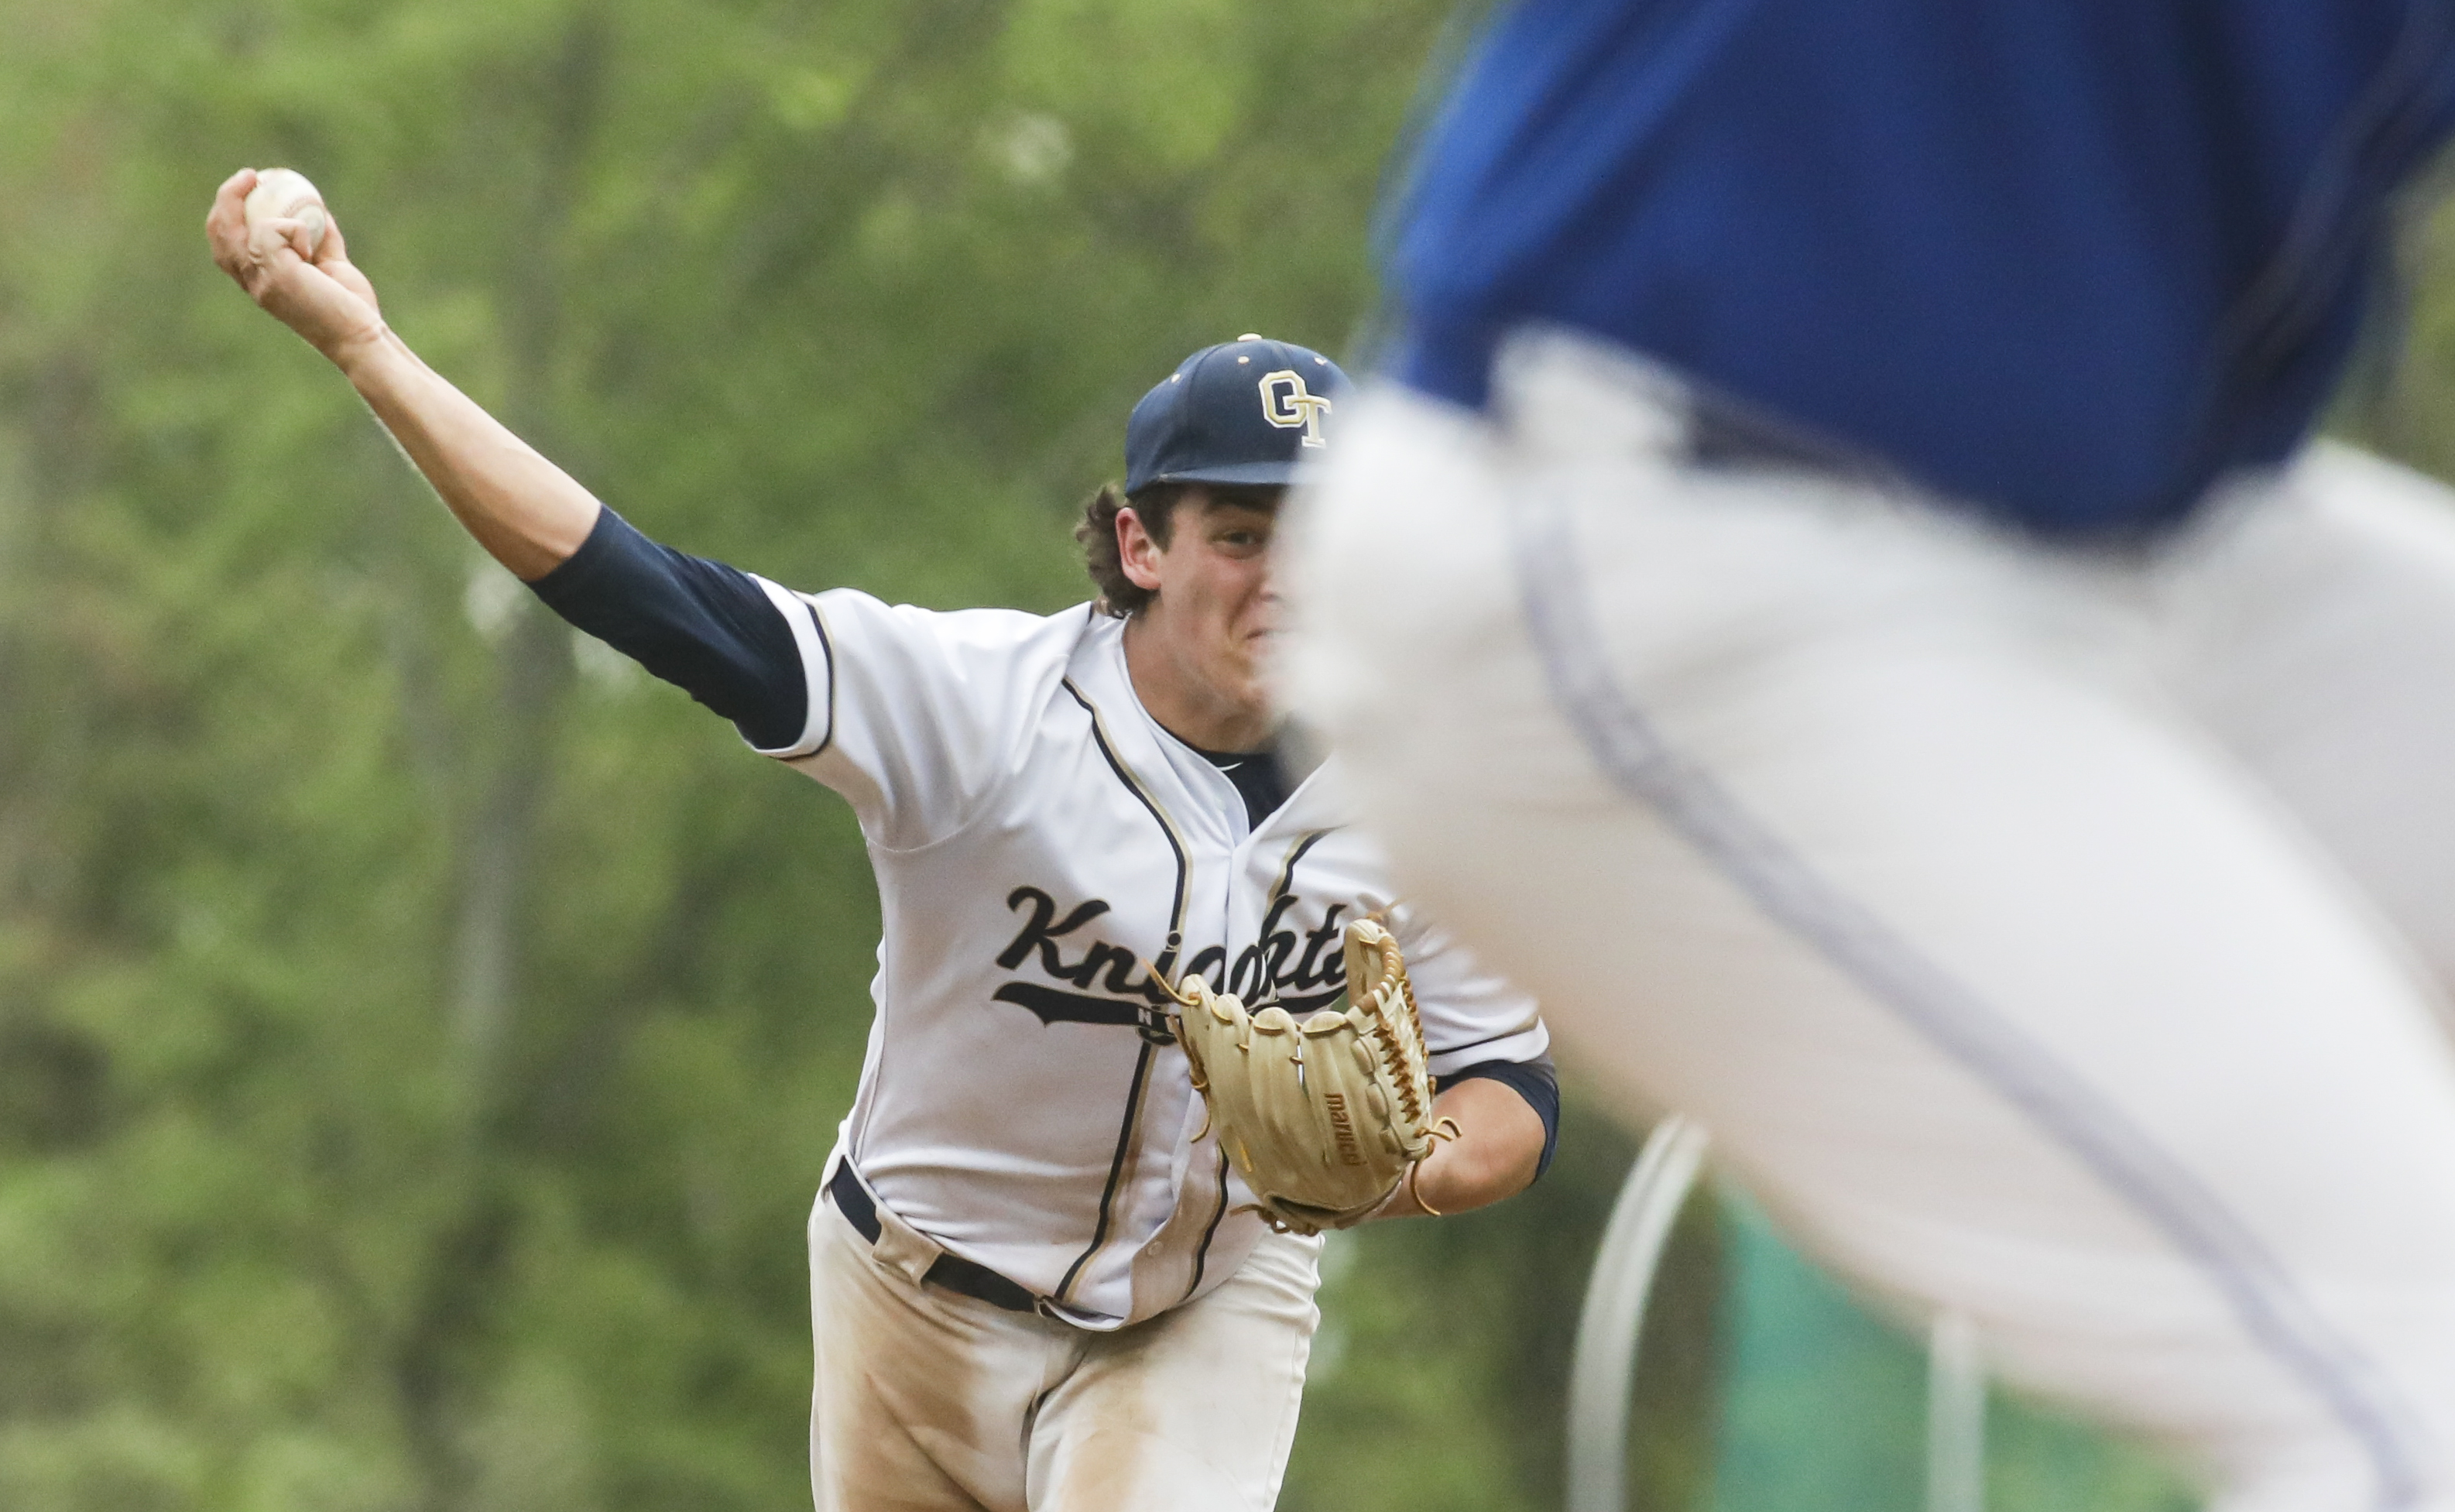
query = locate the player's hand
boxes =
[205,168,386,362]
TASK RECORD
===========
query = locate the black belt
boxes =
[826,1161,1041,1315]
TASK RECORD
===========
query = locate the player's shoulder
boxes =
[807,587,1103,658]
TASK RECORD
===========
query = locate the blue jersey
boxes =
[1386,1,2455,534]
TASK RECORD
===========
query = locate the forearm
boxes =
[334,326,598,581]
[204,167,591,578]
[1383,1075,1547,1219]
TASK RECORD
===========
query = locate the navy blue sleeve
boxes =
[1438,1052,1561,1180]
[527,506,811,752]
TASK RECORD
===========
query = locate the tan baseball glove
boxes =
[1164,919,1459,1235]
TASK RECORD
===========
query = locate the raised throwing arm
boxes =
[207,169,811,749]
[204,168,597,580]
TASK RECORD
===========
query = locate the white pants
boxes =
[806,1198,1318,1512]
[1282,333,2455,1512]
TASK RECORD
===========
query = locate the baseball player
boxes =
[1283,5,2455,1511]
[206,171,1557,1510]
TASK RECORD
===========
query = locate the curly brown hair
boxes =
[1073,482,1281,617]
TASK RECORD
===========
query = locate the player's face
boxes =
[1118,490,1283,748]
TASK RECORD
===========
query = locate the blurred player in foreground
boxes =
[1285,5,2455,1509]
[207,173,1556,1510]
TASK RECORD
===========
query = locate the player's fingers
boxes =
[242,214,303,289]
[205,167,259,283]
[204,167,255,236]
[307,211,388,321]
[231,218,340,321]
[264,215,320,266]
[310,212,372,298]
[314,209,348,266]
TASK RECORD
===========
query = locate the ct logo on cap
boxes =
[1259,371,1332,447]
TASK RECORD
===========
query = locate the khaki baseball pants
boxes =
[807,1198,1317,1512]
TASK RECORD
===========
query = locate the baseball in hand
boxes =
[244,168,327,259]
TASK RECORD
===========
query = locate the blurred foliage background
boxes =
[1,1,2430,1509]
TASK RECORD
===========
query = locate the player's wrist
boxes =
[326,318,397,375]
[1367,1152,1449,1222]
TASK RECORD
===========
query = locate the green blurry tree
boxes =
[0,2,1700,1510]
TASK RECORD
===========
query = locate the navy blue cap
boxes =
[1123,335,1353,496]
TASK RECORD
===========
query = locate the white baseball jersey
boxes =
[742,585,1547,1329]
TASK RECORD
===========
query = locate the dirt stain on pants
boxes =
[808,1197,1318,1512]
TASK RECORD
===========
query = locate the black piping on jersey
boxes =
[1253,828,1345,1014]
[1175,827,1340,994]
[1057,677,1192,943]
[1183,1147,1233,1303]
[1053,676,1191,1307]
[803,594,838,758]
[1266,830,1336,927]
[1178,825,1336,1298]
[1061,1038,1158,1309]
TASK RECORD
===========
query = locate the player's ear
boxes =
[1116,506,1166,594]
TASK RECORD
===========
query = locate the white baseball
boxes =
[244,167,327,259]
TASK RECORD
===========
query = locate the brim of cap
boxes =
[1139,458,1306,489]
